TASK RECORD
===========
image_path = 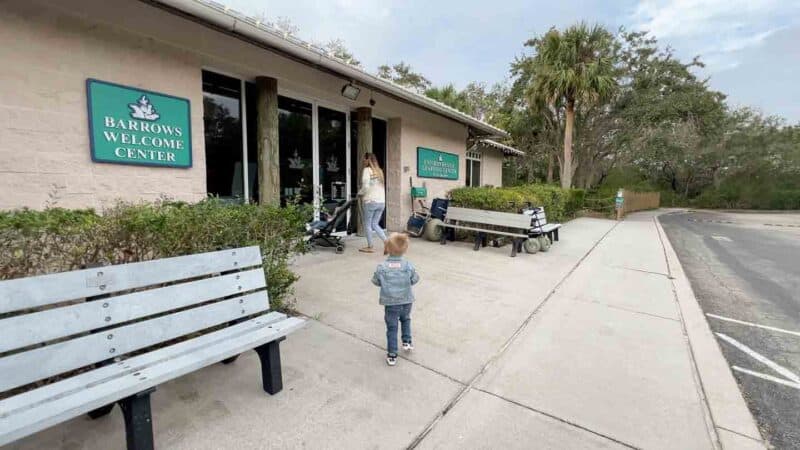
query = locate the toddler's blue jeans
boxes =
[384,303,412,355]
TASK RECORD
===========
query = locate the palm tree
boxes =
[425,84,472,116]
[527,23,617,188]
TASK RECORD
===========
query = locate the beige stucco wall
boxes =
[482,149,505,187]
[395,118,469,231]
[0,0,207,210]
[0,0,502,226]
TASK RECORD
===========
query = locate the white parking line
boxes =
[707,313,800,338]
[715,332,800,384]
[711,235,732,242]
[732,366,800,390]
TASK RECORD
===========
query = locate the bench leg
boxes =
[88,403,115,419]
[118,388,156,450]
[440,229,447,245]
[510,238,519,257]
[473,232,484,251]
[554,229,559,242]
[255,337,286,395]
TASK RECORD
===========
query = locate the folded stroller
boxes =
[305,199,353,254]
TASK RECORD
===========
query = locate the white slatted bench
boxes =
[0,246,305,450]
[524,206,562,243]
[437,206,538,257]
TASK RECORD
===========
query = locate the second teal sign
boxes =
[417,147,459,180]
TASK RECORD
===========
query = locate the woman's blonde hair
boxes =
[364,153,384,184]
[385,232,409,256]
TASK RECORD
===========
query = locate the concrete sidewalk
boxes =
[9,211,764,449]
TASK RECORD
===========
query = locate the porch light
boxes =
[341,83,361,100]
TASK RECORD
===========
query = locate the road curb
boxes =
[655,213,767,449]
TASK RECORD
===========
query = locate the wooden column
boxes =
[256,76,279,205]
[355,107,372,235]
[386,118,402,231]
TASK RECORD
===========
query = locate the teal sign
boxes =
[417,147,459,180]
[87,79,192,168]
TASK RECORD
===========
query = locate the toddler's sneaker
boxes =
[402,342,414,351]
[386,354,397,366]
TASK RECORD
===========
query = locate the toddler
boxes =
[371,232,419,366]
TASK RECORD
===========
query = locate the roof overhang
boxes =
[476,138,524,156]
[145,0,510,138]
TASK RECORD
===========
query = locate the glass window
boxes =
[318,107,347,230]
[278,96,313,206]
[466,153,482,187]
[244,82,259,203]
[202,71,243,201]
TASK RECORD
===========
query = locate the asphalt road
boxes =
[660,210,800,449]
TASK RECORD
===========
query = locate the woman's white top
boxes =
[359,167,386,204]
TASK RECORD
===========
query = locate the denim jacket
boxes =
[371,256,420,305]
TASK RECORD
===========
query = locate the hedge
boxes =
[0,199,310,312]
[448,184,585,222]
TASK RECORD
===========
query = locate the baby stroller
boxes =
[306,199,353,254]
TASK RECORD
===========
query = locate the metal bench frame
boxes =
[0,246,305,450]
[438,207,535,257]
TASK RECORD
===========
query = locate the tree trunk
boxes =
[561,101,575,189]
[546,153,554,184]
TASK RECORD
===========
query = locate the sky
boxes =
[224,0,800,123]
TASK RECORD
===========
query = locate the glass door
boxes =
[317,106,349,232]
[278,96,314,206]
[278,95,350,227]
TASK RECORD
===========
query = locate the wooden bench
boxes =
[0,246,305,450]
[524,206,562,243]
[438,206,536,257]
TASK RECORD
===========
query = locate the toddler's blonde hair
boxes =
[385,232,409,256]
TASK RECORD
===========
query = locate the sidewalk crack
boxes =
[296,314,468,386]
[570,297,680,323]
[715,425,766,444]
[612,265,671,278]
[473,387,641,449]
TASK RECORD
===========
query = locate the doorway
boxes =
[278,95,351,228]
[351,117,388,228]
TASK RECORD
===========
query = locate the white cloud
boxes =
[631,0,799,72]
[632,0,780,39]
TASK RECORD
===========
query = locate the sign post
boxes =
[86,79,192,168]
[615,189,625,220]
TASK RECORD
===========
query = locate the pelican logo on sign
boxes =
[128,95,160,121]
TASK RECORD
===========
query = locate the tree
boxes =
[526,23,617,188]
[274,16,299,36]
[324,39,361,67]
[424,84,471,114]
[377,62,431,93]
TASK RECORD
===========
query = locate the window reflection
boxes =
[203,71,243,201]
[278,96,313,206]
[318,107,347,230]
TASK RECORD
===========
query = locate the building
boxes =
[0,0,522,231]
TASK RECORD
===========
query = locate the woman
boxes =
[358,153,387,253]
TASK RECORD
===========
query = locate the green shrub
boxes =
[0,199,310,311]
[448,184,585,222]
